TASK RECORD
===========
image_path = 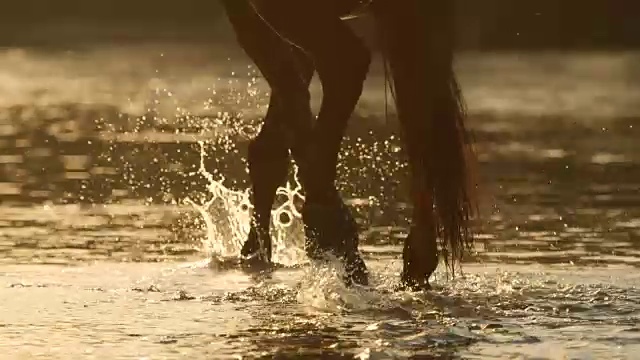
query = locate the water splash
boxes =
[184,141,307,267]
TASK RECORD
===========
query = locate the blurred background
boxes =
[1,0,639,49]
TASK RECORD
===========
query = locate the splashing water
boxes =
[178,138,390,314]
[184,141,308,267]
[3,47,640,358]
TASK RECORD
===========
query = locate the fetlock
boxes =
[302,195,356,258]
[302,195,369,286]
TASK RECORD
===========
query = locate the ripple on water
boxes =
[2,261,639,358]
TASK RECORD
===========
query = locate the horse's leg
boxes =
[222,0,315,264]
[249,0,370,285]
[241,98,295,264]
[373,0,475,290]
[372,4,438,289]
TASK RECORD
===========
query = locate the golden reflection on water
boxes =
[1,48,640,358]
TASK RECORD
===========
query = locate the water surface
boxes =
[1,45,639,359]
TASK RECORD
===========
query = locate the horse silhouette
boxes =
[221,0,477,290]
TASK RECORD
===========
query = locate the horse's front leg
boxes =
[241,100,293,264]
[249,0,371,285]
[222,0,315,265]
[243,78,316,264]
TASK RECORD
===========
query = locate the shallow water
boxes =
[3,260,640,359]
[1,45,639,359]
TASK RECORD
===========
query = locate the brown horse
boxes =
[220,0,477,290]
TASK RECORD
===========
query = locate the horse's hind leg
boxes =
[223,0,315,264]
[373,0,468,290]
[250,0,370,285]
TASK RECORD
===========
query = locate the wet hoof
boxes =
[344,252,369,286]
[399,230,438,292]
[396,278,432,292]
[240,227,271,270]
[302,199,359,257]
[302,199,369,286]
[399,269,433,292]
[240,252,272,273]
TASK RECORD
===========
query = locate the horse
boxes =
[220,0,477,290]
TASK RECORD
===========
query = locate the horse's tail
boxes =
[374,0,478,273]
[427,61,478,274]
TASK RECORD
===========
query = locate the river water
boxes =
[1,45,639,359]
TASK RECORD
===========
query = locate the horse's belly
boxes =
[336,0,371,19]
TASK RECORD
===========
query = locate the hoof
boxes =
[240,227,271,269]
[394,280,432,292]
[302,199,358,257]
[397,276,433,292]
[302,199,369,286]
[344,251,369,286]
[400,230,438,292]
[399,269,433,292]
[240,251,272,272]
